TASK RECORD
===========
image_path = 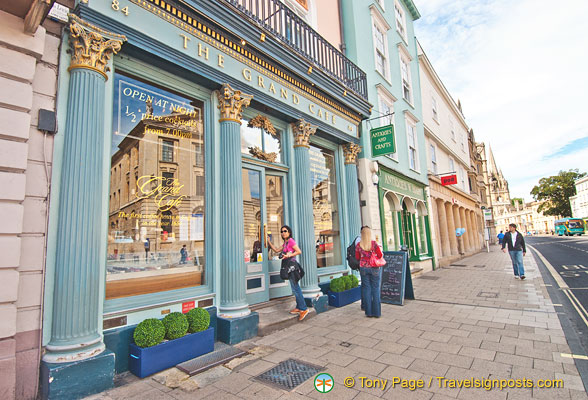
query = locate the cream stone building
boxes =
[494,200,559,235]
[0,2,63,399]
[418,43,484,267]
[570,176,588,219]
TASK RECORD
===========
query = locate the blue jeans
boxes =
[509,250,525,276]
[360,267,382,317]
[290,277,307,311]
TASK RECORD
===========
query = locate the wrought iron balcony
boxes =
[220,0,368,100]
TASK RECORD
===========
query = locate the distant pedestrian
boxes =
[267,225,309,321]
[502,223,526,280]
[497,230,505,246]
[180,245,187,264]
[355,226,384,318]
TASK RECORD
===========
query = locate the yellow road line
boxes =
[528,245,569,289]
[561,353,588,360]
[562,289,588,329]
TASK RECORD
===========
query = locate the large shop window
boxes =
[309,145,342,268]
[106,72,205,300]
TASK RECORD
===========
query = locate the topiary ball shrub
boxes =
[341,275,352,290]
[330,277,346,293]
[186,307,210,333]
[349,274,359,288]
[133,318,165,348]
[162,312,189,340]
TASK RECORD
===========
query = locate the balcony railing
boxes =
[220,0,368,100]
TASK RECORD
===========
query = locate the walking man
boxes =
[502,223,526,280]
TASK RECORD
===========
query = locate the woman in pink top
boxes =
[267,225,309,321]
[355,226,383,318]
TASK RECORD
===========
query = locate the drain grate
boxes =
[477,291,498,298]
[418,276,440,280]
[177,342,247,376]
[254,358,324,391]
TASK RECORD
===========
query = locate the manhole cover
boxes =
[477,291,498,298]
[474,265,486,268]
[450,264,467,267]
[418,276,440,280]
[255,358,324,391]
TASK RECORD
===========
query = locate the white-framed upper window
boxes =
[461,132,465,151]
[400,55,412,104]
[450,120,456,141]
[459,166,466,190]
[430,144,437,175]
[449,157,455,173]
[394,1,407,41]
[432,97,438,122]
[370,6,391,80]
[406,118,418,171]
[375,0,385,11]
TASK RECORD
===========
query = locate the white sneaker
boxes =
[514,276,520,279]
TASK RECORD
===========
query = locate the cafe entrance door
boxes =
[242,165,291,305]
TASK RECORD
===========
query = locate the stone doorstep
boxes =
[257,308,317,336]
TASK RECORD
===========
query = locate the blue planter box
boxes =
[128,327,214,378]
[328,286,361,307]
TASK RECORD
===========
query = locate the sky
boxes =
[413,0,588,201]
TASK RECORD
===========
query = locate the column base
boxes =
[217,312,259,345]
[41,349,115,400]
[305,294,328,314]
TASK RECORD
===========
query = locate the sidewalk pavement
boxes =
[85,246,588,400]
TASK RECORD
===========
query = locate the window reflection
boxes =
[240,118,281,163]
[309,145,342,268]
[106,73,205,299]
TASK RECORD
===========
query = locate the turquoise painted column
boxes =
[343,144,362,240]
[291,120,321,298]
[43,15,126,363]
[216,84,253,318]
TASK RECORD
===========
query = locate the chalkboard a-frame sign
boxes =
[380,251,415,305]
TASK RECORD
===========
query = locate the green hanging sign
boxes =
[370,124,395,157]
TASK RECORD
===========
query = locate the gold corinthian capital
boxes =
[291,119,317,148]
[217,84,253,123]
[67,14,127,80]
[343,143,361,164]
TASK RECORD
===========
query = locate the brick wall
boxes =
[0,10,59,400]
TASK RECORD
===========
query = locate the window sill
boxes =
[375,69,393,86]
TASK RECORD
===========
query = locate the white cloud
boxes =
[415,0,588,200]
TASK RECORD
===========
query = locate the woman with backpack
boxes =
[355,226,384,318]
[267,225,309,321]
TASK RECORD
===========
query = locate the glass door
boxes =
[242,166,289,305]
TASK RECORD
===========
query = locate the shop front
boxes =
[378,167,434,273]
[40,1,370,397]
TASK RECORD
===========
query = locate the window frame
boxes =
[370,5,391,81]
[103,56,214,315]
[309,136,348,277]
[429,144,437,175]
[405,117,419,172]
[394,0,407,42]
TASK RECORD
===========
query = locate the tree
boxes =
[511,198,524,207]
[531,169,586,217]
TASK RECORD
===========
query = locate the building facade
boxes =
[476,141,497,244]
[418,43,483,267]
[37,0,370,398]
[341,0,434,272]
[0,1,64,398]
[570,176,588,220]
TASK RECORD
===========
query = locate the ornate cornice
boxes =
[217,84,253,123]
[291,119,317,148]
[248,115,277,137]
[248,146,278,163]
[67,14,127,80]
[343,143,361,164]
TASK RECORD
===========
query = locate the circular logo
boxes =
[314,373,334,393]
